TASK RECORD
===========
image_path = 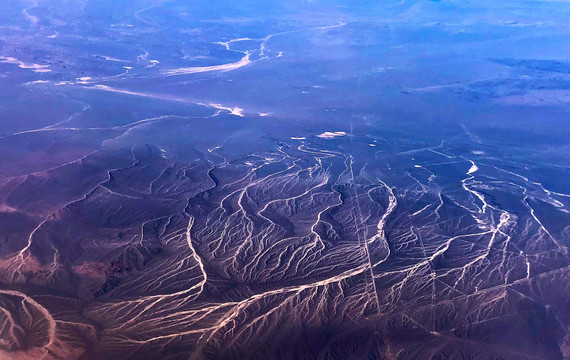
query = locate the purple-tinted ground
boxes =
[0,0,569,359]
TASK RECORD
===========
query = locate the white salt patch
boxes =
[208,103,244,117]
[161,53,250,75]
[100,55,126,62]
[0,56,50,72]
[317,131,346,139]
